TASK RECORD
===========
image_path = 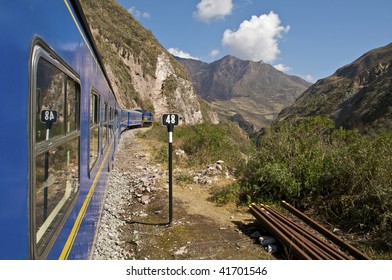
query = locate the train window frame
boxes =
[29,42,80,259]
[109,106,113,141]
[102,101,108,153]
[115,109,119,133]
[89,89,100,171]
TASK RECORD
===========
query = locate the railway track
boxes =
[249,201,370,260]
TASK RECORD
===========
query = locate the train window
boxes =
[35,59,65,142]
[35,138,79,255]
[109,106,113,140]
[115,109,119,135]
[90,91,100,169]
[115,110,119,129]
[31,47,80,258]
[66,78,80,133]
[122,111,128,127]
[102,102,108,151]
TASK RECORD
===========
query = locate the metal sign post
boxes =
[162,113,179,226]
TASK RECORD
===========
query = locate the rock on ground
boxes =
[93,129,162,259]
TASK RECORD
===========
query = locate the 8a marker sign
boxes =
[40,109,58,129]
[40,109,58,141]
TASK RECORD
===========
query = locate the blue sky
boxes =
[116,0,391,82]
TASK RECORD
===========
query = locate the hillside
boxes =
[278,43,392,132]
[79,0,218,125]
[176,55,311,130]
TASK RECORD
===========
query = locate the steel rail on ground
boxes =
[249,203,370,260]
[249,206,312,260]
[281,201,370,260]
[261,204,351,260]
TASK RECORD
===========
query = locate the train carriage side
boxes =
[121,109,143,129]
[120,110,128,130]
[129,110,143,127]
[142,111,154,126]
[0,0,122,259]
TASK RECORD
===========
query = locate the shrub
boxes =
[237,116,392,247]
[213,183,241,204]
[139,121,254,169]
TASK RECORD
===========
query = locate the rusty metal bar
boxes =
[262,204,351,260]
[281,200,370,260]
[249,206,312,260]
[256,206,330,260]
[259,205,339,260]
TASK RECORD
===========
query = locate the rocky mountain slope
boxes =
[278,43,392,132]
[176,55,311,130]
[79,0,218,125]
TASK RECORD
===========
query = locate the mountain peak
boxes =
[175,55,311,128]
[218,55,264,64]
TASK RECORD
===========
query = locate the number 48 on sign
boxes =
[162,114,179,126]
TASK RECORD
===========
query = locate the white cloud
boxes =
[273,65,314,83]
[274,64,292,73]
[209,49,220,58]
[194,0,233,22]
[302,74,314,83]
[222,11,290,63]
[168,48,199,60]
[127,7,150,19]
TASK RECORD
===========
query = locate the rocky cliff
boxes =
[80,0,218,125]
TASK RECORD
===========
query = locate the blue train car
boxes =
[121,109,143,129]
[142,111,154,126]
[0,0,125,259]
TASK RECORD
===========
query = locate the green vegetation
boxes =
[142,117,392,251]
[139,121,254,169]
[218,116,391,249]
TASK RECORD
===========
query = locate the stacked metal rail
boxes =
[249,201,370,260]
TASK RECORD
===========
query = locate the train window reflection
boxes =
[36,59,65,142]
[90,91,100,169]
[66,78,80,133]
[109,106,113,140]
[102,102,108,151]
[33,54,80,258]
[35,138,79,255]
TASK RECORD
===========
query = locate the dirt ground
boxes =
[116,128,276,260]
